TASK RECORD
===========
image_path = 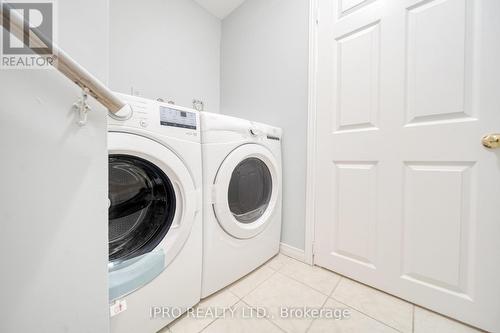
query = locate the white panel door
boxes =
[314,0,500,331]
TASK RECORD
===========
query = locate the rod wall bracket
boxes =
[73,88,92,126]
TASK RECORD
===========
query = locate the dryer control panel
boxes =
[160,106,197,130]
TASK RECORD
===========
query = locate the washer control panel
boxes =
[160,106,197,130]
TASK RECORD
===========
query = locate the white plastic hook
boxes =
[73,88,91,126]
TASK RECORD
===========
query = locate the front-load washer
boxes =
[200,112,283,298]
[107,93,202,333]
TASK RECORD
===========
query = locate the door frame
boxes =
[304,0,320,265]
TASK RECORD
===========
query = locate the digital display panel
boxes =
[160,106,197,130]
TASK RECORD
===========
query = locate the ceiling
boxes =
[194,0,246,19]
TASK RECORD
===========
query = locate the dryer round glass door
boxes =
[108,155,176,262]
[213,144,280,239]
[228,157,272,223]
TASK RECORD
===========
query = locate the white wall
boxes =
[220,0,310,250]
[59,0,110,83]
[109,0,221,112]
[0,1,110,332]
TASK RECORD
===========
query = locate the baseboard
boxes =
[279,242,306,263]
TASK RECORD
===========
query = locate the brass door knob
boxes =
[482,134,500,149]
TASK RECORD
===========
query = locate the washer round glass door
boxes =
[107,131,198,300]
[107,131,198,268]
[213,144,280,239]
[108,155,176,262]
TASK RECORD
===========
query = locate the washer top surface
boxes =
[199,112,282,145]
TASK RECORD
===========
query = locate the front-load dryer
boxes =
[107,93,202,333]
[200,112,283,298]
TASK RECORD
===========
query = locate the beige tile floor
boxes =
[160,254,484,333]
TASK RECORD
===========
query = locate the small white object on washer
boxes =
[200,112,283,298]
[108,93,202,333]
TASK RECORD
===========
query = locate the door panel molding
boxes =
[312,0,500,331]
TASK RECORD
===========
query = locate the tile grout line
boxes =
[328,276,415,333]
[239,259,337,333]
[232,266,278,301]
[412,305,415,333]
[274,269,340,299]
[249,258,342,333]
[197,298,243,333]
[276,251,424,332]
[200,258,341,333]
[177,286,248,333]
[201,258,477,333]
[176,259,331,333]
[199,315,219,333]
[272,260,346,332]
[274,255,344,297]
[229,261,277,301]
[198,297,243,333]
[239,298,288,333]
[305,275,342,333]
[201,298,250,332]
[330,276,343,295]
[329,296,406,333]
[204,257,341,333]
